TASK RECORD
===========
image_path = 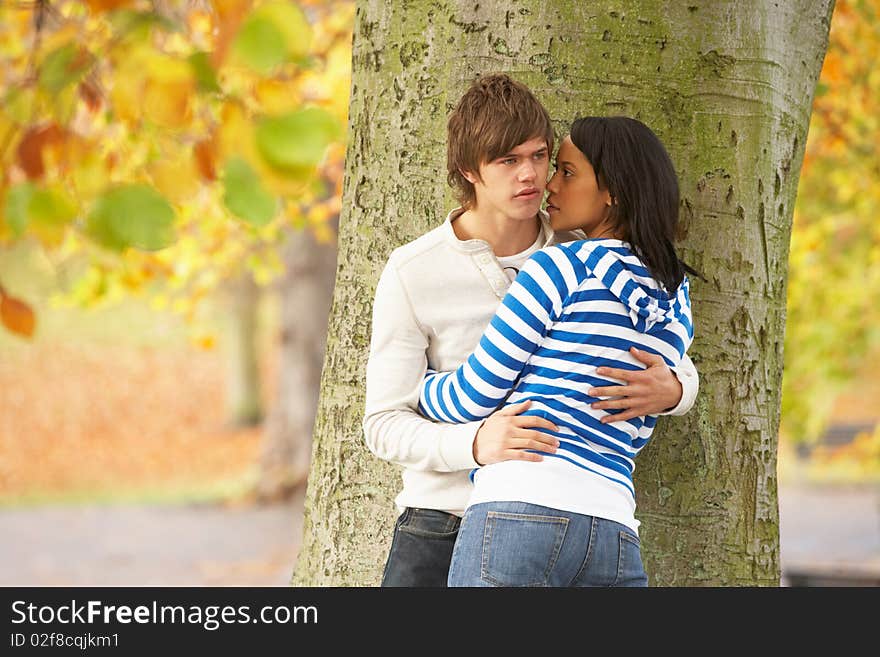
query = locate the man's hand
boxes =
[472,400,559,465]
[588,347,683,423]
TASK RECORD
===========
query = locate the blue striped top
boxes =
[418,239,693,515]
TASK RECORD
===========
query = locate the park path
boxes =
[0,490,305,587]
[2,484,878,586]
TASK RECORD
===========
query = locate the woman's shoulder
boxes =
[550,238,635,267]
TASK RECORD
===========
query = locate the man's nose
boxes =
[518,161,536,181]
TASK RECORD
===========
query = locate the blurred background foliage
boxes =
[0,0,350,326]
[0,0,877,506]
[781,0,880,473]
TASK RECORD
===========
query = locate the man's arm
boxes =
[362,260,556,472]
[588,347,699,423]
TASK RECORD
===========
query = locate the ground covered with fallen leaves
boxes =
[0,337,270,506]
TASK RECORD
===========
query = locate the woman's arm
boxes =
[418,248,573,424]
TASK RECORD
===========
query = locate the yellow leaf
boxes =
[217,101,257,163]
[70,149,108,204]
[148,149,200,202]
[142,56,195,129]
[110,71,144,125]
[254,78,303,114]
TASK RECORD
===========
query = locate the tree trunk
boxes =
[224,270,263,428]
[293,0,834,586]
[257,226,338,501]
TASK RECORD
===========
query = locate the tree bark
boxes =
[257,226,337,501]
[293,0,834,586]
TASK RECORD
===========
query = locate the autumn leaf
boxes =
[194,137,217,181]
[28,186,77,246]
[223,157,277,226]
[4,183,34,237]
[84,0,135,12]
[230,13,287,74]
[16,124,67,180]
[38,43,93,94]
[0,294,36,338]
[148,149,200,203]
[255,107,340,172]
[230,1,312,74]
[86,184,177,251]
[188,51,222,93]
[142,55,195,129]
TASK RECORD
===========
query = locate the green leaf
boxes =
[2,88,33,124]
[86,184,176,251]
[4,183,34,237]
[29,188,76,227]
[258,1,312,60]
[223,158,277,226]
[256,108,341,171]
[109,10,179,37]
[188,51,221,93]
[232,15,287,75]
[231,1,313,74]
[39,43,91,94]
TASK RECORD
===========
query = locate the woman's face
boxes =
[545,136,613,237]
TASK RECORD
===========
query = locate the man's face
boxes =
[465,136,549,222]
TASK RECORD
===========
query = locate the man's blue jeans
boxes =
[380,508,461,587]
[448,501,648,587]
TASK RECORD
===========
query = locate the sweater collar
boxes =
[441,207,555,254]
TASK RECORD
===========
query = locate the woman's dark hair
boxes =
[569,116,701,293]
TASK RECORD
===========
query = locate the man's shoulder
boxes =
[385,223,462,274]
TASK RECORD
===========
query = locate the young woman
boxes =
[417,116,696,587]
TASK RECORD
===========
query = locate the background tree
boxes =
[293,0,834,586]
[257,217,338,499]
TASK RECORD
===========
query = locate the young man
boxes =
[363,74,698,587]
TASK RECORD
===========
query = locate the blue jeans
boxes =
[380,508,461,587]
[448,501,648,587]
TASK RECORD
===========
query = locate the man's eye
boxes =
[503,158,516,165]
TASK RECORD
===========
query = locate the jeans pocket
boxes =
[398,508,460,539]
[615,529,648,587]
[481,512,569,587]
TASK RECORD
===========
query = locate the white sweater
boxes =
[363,209,699,516]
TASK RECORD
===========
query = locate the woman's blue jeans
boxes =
[448,501,648,587]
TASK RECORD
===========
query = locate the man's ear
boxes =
[461,168,479,185]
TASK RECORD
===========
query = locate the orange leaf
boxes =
[211,0,251,67]
[84,0,134,12]
[1,295,36,338]
[194,137,217,181]
[16,124,67,180]
[79,80,102,112]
